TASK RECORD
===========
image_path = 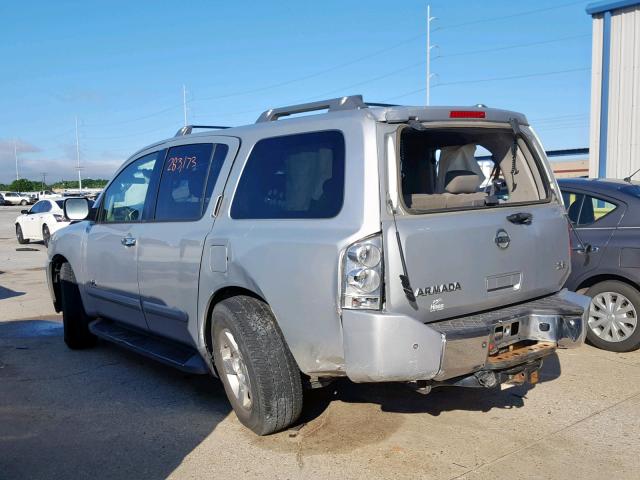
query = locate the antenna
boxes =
[75,117,83,191]
[426,4,437,106]
[623,167,640,183]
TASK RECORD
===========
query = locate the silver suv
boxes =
[47,96,589,435]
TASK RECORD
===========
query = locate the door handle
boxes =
[573,244,599,255]
[507,212,533,225]
[121,236,136,247]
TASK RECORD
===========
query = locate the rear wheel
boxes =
[211,296,303,435]
[42,225,51,247]
[59,262,96,349]
[16,224,28,244]
[586,280,640,352]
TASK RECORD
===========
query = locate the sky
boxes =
[0,0,594,184]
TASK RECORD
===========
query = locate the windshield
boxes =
[397,126,548,212]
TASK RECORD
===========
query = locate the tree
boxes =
[9,179,39,192]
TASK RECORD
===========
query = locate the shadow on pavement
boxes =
[0,285,26,300]
[0,320,231,480]
[300,352,562,421]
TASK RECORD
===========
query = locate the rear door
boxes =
[382,123,570,321]
[562,188,623,288]
[137,138,238,345]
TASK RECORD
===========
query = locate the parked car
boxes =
[15,198,70,246]
[559,178,640,352]
[35,190,58,201]
[0,193,4,205]
[47,95,588,435]
[3,191,32,206]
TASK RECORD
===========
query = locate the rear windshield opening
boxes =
[398,126,548,212]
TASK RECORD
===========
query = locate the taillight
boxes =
[53,214,66,222]
[341,234,383,310]
[449,110,486,119]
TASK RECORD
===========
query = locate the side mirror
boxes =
[64,197,90,221]
[21,209,29,214]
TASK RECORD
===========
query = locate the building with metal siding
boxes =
[587,0,640,179]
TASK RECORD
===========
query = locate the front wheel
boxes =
[586,280,640,352]
[42,225,51,247]
[16,224,28,244]
[20,200,27,206]
[211,296,303,435]
[59,263,96,349]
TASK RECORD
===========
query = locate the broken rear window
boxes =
[398,126,548,212]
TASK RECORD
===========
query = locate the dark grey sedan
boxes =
[559,178,640,352]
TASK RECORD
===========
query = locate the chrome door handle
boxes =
[121,236,136,247]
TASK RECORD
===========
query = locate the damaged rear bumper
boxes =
[341,289,588,383]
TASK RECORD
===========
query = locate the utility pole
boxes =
[183,84,188,127]
[14,140,19,181]
[75,117,83,191]
[426,4,436,106]
[40,172,47,191]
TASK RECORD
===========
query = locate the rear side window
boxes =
[154,143,219,221]
[231,130,345,219]
[562,191,617,226]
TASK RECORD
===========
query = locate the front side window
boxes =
[231,130,345,219]
[100,152,158,223]
[398,126,548,212]
[154,143,220,221]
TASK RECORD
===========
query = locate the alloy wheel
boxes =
[217,328,252,410]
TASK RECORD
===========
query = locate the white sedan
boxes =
[15,199,70,247]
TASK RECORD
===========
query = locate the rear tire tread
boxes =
[212,296,303,435]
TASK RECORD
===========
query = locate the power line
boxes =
[433,0,587,32]
[383,66,590,102]
[434,33,590,60]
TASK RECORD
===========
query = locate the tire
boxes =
[16,224,28,244]
[42,225,50,247]
[585,280,640,352]
[59,262,96,349]
[20,200,27,206]
[211,295,303,435]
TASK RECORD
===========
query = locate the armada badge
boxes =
[414,282,461,297]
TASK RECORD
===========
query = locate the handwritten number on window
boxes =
[166,156,198,173]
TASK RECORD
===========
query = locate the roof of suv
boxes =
[132,95,529,159]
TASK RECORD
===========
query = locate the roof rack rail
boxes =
[174,125,231,137]
[256,95,368,123]
[366,102,399,107]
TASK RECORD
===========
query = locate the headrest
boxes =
[444,170,481,194]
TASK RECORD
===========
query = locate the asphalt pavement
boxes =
[1,204,639,480]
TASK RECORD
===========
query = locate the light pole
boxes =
[426,4,436,106]
[75,117,83,191]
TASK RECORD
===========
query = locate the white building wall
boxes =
[590,6,640,179]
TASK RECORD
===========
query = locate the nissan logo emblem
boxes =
[495,229,510,249]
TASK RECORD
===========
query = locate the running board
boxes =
[89,319,209,374]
